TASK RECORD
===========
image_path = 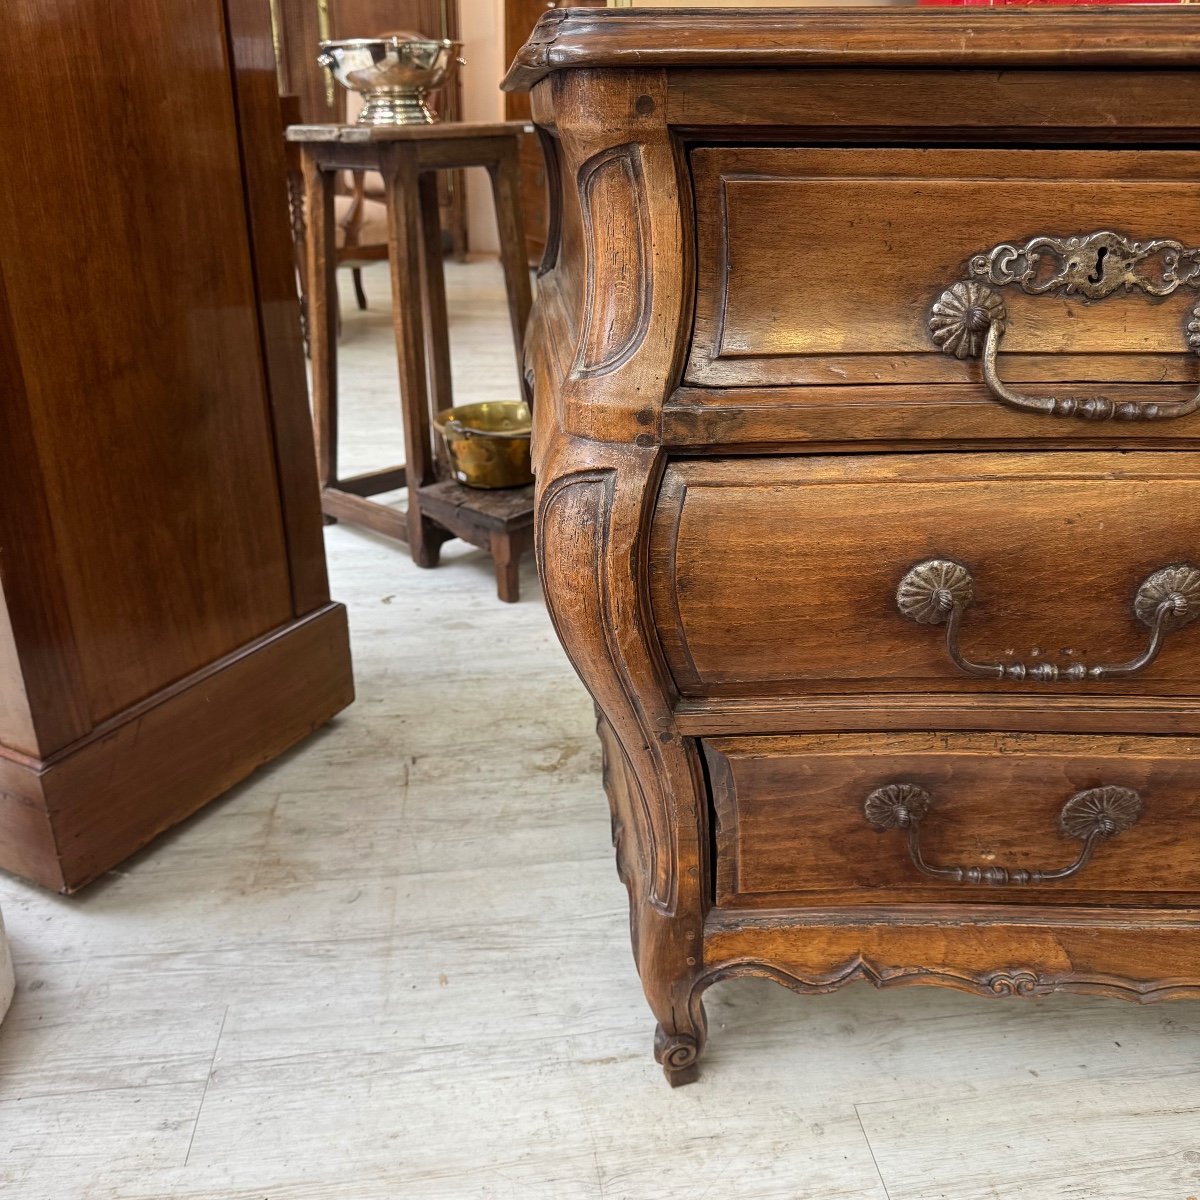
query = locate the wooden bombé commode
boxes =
[506,6,1200,1085]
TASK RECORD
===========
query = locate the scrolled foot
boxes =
[654,1024,702,1088]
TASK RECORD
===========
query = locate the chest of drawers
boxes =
[504,6,1200,1085]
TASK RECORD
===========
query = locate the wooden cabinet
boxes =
[0,0,353,892]
[508,7,1200,1085]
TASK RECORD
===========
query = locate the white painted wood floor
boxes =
[2,259,1200,1200]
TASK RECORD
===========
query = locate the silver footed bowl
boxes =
[316,37,464,126]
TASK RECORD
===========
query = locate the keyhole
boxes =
[1088,245,1108,284]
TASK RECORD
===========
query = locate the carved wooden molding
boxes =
[535,464,693,914]
[694,956,1200,1006]
[571,145,653,380]
[502,8,1200,92]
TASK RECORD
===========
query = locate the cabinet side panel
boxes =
[0,0,294,727]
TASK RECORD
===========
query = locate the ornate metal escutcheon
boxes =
[864,782,1143,886]
[929,231,1200,421]
[896,558,1200,682]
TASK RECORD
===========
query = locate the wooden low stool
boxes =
[417,480,534,604]
[290,120,535,601]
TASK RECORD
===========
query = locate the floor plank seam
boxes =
[853,1103,893,1200]
[184,1004,228,1168]
[245,794,284,893]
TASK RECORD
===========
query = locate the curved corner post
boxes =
[548,67,694,446]
[529,66,707,1084]
[536,436,710,1084]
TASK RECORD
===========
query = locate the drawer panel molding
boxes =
[687,148,1200,395]
[705,731,1200,908]
[649,452,1200,698]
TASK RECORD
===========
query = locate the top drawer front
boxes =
[686,147,1200,393]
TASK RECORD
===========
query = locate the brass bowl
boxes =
[434,401,533,490]
[316,36,464,126]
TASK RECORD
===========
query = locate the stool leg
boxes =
[304,148,339,509]
[351,268,368,311]
[488,141,534,406]
[383,148,447,568]
[490,531,520,603]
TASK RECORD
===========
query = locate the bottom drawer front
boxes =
[706,732,1200,908]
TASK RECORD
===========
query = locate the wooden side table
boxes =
[289,122,535,602]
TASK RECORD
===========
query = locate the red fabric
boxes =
[918,1,1188,6]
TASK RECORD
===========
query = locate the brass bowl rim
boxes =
[434,401,531,441]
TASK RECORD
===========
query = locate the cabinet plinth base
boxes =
[0,603,354,893]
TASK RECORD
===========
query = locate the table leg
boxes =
[488,140,535,406]
[382,146,446,568]
[303,148,339,502]
[449,168,469,263]
[419,170,454,431]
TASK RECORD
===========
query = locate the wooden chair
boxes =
[334,173,388,310]
[333,88,465,310]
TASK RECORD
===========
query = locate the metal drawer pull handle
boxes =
[929,231,1200,422]
[897,559,1200,682]
[864,783,1142,886]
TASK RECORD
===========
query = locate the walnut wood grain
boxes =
[706,732,1200,909]
[701,908,1200,1006]
[662,384,1200,451]
[503,7,1200,92]
[649,452,1200,699]
[515,8,1200,1085]
[0,0,352,888]
[687,147,1200,391]
[664,68,1200,141]
[674,693,1200,739]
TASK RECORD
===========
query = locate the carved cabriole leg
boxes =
[528,70,709,1084]
[535,437,708,1085]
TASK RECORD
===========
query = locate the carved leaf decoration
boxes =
[1133,563,1200,631]
[928,281,1006,360]
[864,783,932,831]
[896,559,974,625]
[1059,786,1144,840]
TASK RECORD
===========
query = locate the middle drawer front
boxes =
[649,452,1200,698]
[705,731,1200,908]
